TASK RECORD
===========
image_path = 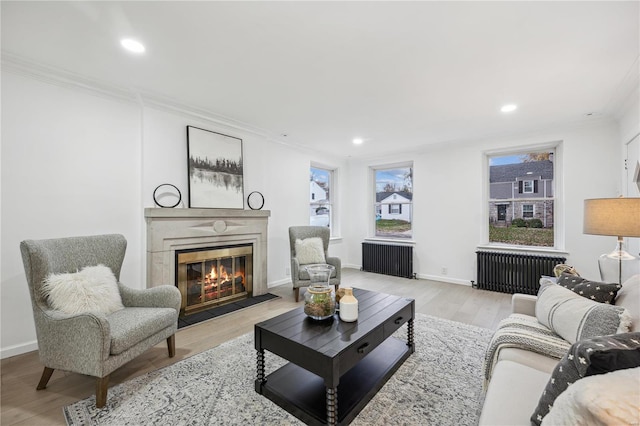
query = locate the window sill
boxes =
[476,243,568,256]
[364,237,416,246]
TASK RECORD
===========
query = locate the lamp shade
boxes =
[583,198,640,237]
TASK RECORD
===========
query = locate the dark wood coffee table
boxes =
[255,288,415,425]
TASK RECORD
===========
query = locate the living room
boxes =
[1,1,639,424]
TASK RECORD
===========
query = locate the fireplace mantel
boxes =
[145,208,270,296]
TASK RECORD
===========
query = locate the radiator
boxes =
[476,251,566,295]
[362,242,414,278]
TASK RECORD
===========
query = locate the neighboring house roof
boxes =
[376,191,413,202]
[490,160,553,183]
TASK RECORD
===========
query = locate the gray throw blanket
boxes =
[483,314,571,385]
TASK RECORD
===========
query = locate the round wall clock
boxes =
[247,191,265,210]
[153,184,182,208]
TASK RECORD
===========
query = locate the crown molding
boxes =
[0,52,289,142]
[2,51,138,104]
[0,52,347,162]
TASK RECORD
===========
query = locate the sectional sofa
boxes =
[479,273,640,425]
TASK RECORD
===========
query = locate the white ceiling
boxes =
[2,1,639,159]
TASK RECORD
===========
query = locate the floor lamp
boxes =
[583,197,640,284]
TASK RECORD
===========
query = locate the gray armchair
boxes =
[20,234,181,408]
[289,226,341,302]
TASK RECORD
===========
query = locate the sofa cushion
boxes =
[615,274,640,331]
[41,264,124,315]
[108,307,177,355]
[479,360,551,426]
[497,347,560,375]
[295,237,326,265]
[536,283,631,344]
[541,367,640,426]
[557,273,620,304]
[484,314,570,382]
[531,332,640,425]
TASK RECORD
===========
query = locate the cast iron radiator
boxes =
[476,251,566,295]
[362,242,414,278]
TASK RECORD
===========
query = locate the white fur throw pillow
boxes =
[295,237,326,265]
[541,367,640,426]
[41,265,125,315]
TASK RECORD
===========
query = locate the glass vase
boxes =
[303,264,336,320]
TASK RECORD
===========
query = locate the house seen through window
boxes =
[488,151,555,247]
[310,166,332,232]
[373,165,413,239]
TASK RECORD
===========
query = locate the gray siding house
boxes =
[489,160,554,227]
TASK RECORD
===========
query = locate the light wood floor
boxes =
[1,269,512,426]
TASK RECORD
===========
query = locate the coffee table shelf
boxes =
[255,288,415,426]
[259,336,411,425]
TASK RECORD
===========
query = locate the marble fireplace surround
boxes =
[144,208,270,297]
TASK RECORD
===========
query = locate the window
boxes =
[523,180,534,193]
[488,150,555,247]
[310,166,333,232]
[373,164,413,238]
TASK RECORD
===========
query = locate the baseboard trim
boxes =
[418,274,472,286]
[1,340,38,359]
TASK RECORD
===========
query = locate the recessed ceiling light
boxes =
[120,38,145,54]
[353,138,364,145]
[500,104,517,113]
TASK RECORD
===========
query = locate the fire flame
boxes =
[204,264,244,286]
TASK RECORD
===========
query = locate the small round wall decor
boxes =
[247,191,265,210]
[153,184,182,208]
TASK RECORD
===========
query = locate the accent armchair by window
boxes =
[20,234,181,408]
[288,226,341,302]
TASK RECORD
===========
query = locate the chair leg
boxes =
[96,375,110,408]
[36,367,55,390]
[167,335,176,358]
[294,288,300,302]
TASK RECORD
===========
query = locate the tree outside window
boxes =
[373,165,413,238]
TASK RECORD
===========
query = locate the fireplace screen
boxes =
[176,244,253,316]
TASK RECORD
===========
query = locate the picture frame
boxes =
[186,126,244,209]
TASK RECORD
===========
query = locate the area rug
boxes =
[64,313,493,425]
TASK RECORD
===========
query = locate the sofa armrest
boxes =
[118,283,181,313]
[512,294,538,316]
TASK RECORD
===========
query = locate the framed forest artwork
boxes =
[186,126,244,209]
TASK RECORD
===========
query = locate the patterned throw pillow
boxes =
[531,332,640,425]
[557,273,621,304]
[535,284,630,344]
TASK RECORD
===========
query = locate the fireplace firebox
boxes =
[176,244,253,316]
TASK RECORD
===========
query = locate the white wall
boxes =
[1,72,142,357]
[344,120,623,284]
[617,93,639,257]
[0,69,346,358]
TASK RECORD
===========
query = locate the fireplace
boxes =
[144,208,270,310]
[176,244,253,316]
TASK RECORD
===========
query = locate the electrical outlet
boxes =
[286,267,290,276]
[441,267,448,275]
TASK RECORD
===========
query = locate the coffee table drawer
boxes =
[383,303,413,338]
[339,326,384,375]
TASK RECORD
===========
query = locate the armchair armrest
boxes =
[326,256,341,280]
[118,283,181,312]
[511,293,538,316]
[37,309,111,375]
